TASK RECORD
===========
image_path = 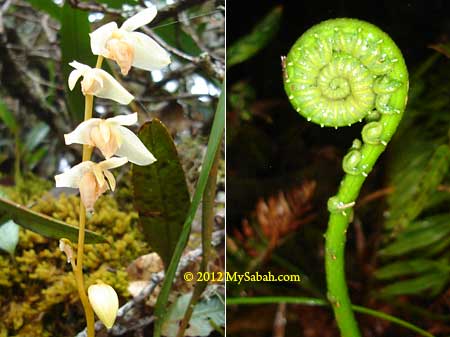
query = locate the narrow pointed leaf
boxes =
[386,144,450,229]
[0,196,105,244]
[380,214,450,257]
[378,272,450,297]
[132,119,191,269]
[153,84,224,337]
[375,259,448,280]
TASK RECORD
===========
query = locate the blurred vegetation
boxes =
[376,53,450,300]
[226,2,450,337]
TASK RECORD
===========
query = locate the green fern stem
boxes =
[283,18,408,337]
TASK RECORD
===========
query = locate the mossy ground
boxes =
[0,176,149,337]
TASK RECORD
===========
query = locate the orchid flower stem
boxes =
[74,204,95,337]
[73,56,104,337]
[95,55,104,69]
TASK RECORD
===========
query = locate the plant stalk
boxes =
[175,138,222,337]
[227,296,435,337]
[73,56,103,337]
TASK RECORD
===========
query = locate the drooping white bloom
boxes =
[55,157,128,211]
[88,283,119,329]
[89,6,171,75]
[64,113,155,166]
[68,61,134,104]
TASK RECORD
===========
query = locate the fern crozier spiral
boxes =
[283,18,408,128]
[283,18,409,337]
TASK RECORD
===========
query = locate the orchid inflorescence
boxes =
[55,5,170,332]
[56,6,170,212]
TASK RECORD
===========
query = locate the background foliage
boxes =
[227,1,450,336]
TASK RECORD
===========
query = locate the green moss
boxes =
[0,177,149,336]
[0,173,52,204]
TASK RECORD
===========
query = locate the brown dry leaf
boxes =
[126,251,199,306]
[126,252,164,304]
[127,252,164,282]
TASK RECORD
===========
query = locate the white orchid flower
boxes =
[88,283,119,329]
[68,61,134,104]
[55,157,128,212]
[64,113,155,166]
[89,6,171,75]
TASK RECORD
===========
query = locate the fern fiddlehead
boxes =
[283,18,409,337]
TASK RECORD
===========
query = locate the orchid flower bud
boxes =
[88,282,119,329]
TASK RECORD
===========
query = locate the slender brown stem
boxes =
[73,56,104,337]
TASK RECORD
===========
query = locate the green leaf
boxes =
[424,234,450,257]
[60,2,96,124]
[380,214,450,257]
[0,219,19,255]
[24,0,61,21]
[386,144,450,229]
[153,84,224,337]
[0,196,105,244]
[375,259,449,280]
[227,6,283,68]
[187,295,225,336]
[24,122,50,153]
[162,293,224,337]
[154,21,201,57]
[132,119,191,269]
[0,97,18,134]
[378,272,450,297]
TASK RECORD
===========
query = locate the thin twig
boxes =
[178,11,223,62]
[272,303,287,337]
[357,187,394,208]
[68,0,121,16]
[142,27,224,81]
[150,0,207,27]
[138,93,216,102]
[143,26,197,63]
